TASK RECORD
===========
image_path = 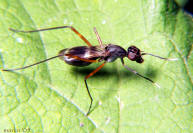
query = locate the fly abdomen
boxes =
[58,47,95,67]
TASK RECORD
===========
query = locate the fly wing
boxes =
[58,46,104,67]
[84,46,105,59]
[65,46,103,59]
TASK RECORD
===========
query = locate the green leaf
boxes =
[175,0,188,7]
[0,0,192,133]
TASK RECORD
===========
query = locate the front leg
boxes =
[121,58,160,88]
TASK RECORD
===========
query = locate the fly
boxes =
[2,26,177,116]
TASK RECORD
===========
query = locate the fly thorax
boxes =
[105,44,127,62]
[106,55,119,62]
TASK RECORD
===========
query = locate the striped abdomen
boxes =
[58,46,102,67]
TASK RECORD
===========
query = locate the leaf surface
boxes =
[0,0,192,133]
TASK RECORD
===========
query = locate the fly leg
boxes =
[93,27,104,48]
[84,62,106,116]
[9,26,92,46]
[64,54,105,115]
[121,58,160,88]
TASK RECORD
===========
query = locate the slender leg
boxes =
[9,26,92,46]
[1,54,99,71]
[64,54,98,63]
[121,58,160,88]
[93,27,104,48]
[2,52,99,72]
[2,55,63,71]
[84,62,106,116]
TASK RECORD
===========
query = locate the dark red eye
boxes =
[132,48,138,53]
[128,46,139,53]
[127,46,143,63]
[128,52,137,60]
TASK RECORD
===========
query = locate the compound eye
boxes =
[128,53,136,60]
[128,46,140,55]
[128,46,138,53]
[127,46,142,62]
[131,48,138,53]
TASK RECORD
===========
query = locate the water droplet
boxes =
[105,117,111,125]
[80,122,84,127]
[63,19,68,24]
[69,21,73,25]
[16,38,23,43]
[102,20,106,24]
[115,96,120,103]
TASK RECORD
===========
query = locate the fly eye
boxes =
[132,48,138,53]
[128,46,139,54]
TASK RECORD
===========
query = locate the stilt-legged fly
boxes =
[2,26,177,116]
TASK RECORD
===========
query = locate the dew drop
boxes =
[102,20,106,24]
[16,38,23,43]
[69,21,73,25]
[115,96,120,103]
[105,117,111,125]
[63,19,68,24]
[80,122,84,127]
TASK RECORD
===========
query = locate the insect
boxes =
[2,26,177,116]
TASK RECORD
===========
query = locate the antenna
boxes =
[142,53,178,61]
